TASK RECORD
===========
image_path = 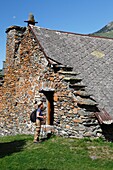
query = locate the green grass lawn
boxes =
[0,135,113,170]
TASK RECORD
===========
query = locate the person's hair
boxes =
[38,102,43,108]
[34,101,37,104]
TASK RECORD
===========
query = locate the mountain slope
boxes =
[90,21,113,38]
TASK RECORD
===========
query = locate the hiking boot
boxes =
[34,141,39,144]
[33,138,41,143]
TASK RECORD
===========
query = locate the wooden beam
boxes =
[47,100,51,125]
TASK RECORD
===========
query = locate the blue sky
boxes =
[0,0,113,69]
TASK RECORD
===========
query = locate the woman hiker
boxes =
[34,101,46,143]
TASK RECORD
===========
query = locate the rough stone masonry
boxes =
[0,24,109,140]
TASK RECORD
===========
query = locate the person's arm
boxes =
[37,111,46,119]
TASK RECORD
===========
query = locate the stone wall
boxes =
[0,85,3,112]
[0,26,102,138]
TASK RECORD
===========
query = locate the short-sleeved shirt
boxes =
[36,108,43,121]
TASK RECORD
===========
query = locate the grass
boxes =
[0,135,113,170]
[92,31,113,38]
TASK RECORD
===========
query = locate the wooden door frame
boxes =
[39,89,54,125]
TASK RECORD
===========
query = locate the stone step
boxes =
[74,90,91,98]
[83,122,99,126]
[77,97,97,106]
[77,103,98,112]
[63,77,82,83]
[58,70,79,76]
[69,84,86,90]
[54,65,73,71]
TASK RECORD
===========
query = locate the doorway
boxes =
[39,89,54,125]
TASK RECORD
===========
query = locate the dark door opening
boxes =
[39,89,54,125]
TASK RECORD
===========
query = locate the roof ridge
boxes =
[30,24,113,40]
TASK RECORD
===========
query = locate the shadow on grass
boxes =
[37,169,56,170]
[40,133,53,143]
[27,168,55,170]
[0,139,26,158]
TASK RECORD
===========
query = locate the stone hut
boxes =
[1,14,113,141]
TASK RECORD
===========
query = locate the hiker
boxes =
[33,101,46,143]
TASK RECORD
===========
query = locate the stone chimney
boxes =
[24,13,38,26]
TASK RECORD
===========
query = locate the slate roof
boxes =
[30,25,113,117]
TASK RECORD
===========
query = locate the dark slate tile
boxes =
[31,26,113,116]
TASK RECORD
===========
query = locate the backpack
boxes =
[30,109,37,122]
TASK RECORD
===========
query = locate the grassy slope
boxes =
[92,31,113,38]
[0,135,113,170]
[90,22,113,38]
